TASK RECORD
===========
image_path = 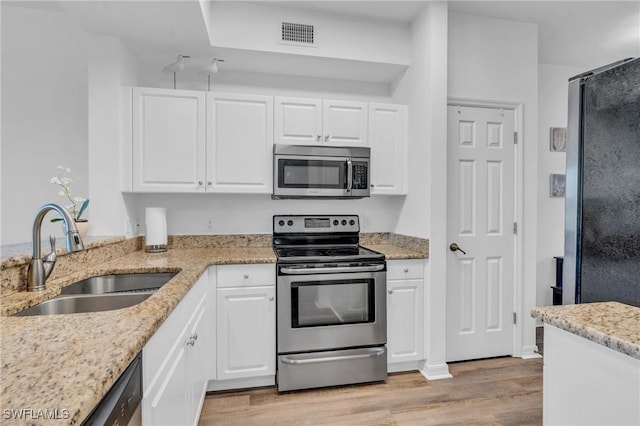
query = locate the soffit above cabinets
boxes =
[207,47,409,84]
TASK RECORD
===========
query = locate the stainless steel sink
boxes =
[14,292,154,317]
[60,272,177,295]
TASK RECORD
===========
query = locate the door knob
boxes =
[449,243,467,255]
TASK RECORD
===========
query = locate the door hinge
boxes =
[513,312,517,324]
[513,222,517,234]
[514,132,518,144]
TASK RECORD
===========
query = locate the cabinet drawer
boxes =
[388,259,424,280]
[217,264,275,288]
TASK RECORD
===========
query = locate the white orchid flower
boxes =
[49,166,88,220]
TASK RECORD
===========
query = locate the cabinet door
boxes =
[369,103,407,195]
[147,325,189,426]
[132,87,206,192]
[275,96,322,145]
[206,93,273,193]
[323,100,368,146]
[187,297,209,426]
[387,279,424,363]
[217,286,276,380]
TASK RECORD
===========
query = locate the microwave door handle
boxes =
[346,158,353,192]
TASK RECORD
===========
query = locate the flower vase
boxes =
[74,220,89,238]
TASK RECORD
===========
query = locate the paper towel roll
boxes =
[145,207,167,250]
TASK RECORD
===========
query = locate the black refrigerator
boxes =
[564,57,640,307]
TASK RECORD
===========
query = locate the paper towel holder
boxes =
[145,207,168,253]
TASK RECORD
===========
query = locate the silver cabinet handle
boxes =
[269,296,274,301]
[207,181,212,186]
[388,289,394,294]
[316,135,321,141]
[198,181,203,186]
[403,268,409,273]
[187,336,195,347]
[324,135,330,141]
[280,264,385,275]
[280,348,385,365]
[192,333,198,341]
[243,274,249,279]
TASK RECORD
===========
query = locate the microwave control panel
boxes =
[352,163,368,190]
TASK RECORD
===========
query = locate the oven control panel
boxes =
[274,215,359,233]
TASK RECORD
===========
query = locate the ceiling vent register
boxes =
[281,22,315,46]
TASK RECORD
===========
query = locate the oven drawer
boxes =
[217,264,275,288]
[277,346,387,391]
[388,259,424,280]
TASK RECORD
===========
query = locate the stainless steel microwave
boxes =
[273,144,370,199]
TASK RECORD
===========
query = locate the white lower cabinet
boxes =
[210,264,276,391]
[142,273,210,426]
[386,259,425,372]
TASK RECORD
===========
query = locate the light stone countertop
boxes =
[365,244,426,260]
[0,247,275,425]
[531,302,640,360]
[0,241,426,425]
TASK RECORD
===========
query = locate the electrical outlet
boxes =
[363,215,371,230]
[207,217,214,231]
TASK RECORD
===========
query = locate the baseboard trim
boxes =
[419,362,453,380]
[388,360,422,373]
[207,375,275,392]
[520,345,543,359]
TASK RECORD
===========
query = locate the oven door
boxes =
[277,268,386,353]
[273,154,370,198]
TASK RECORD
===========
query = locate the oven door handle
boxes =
[280,348,385,365]
[280,264,385,275]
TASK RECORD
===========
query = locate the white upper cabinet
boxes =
[368,103,407,195]
[132,87,206,192]
[323,99,368,146]
[206,93,273,193]
[131,88,273,193]
[274,97,368,146]
[274,97,323,145]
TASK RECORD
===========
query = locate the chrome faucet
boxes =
[27,203,85,291]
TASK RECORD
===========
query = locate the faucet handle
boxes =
[43,235,57,264]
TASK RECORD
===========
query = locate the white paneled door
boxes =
[446,105,516,362]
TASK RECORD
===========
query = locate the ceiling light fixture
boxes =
[162,54,190,89]
[202,58,225,91]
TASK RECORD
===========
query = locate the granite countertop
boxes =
[531,302,640,360]
[0,247,275,425]
[0,237,426,425]
[365,244,426,260]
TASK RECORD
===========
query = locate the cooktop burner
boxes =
[275,245,384,263]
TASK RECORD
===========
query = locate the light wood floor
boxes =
[199,356,543,425]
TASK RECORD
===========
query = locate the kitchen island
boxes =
[531,302,640,426]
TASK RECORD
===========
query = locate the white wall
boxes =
[391,2,450,378]
[132,194,402,236]
[88,35,139,238]
[447,12,539,356]
[1,3,89,245]
[536,63,583,312]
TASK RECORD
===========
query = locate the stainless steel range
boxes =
[273,215,387,392]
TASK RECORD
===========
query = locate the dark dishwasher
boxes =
[82,353,142,425]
